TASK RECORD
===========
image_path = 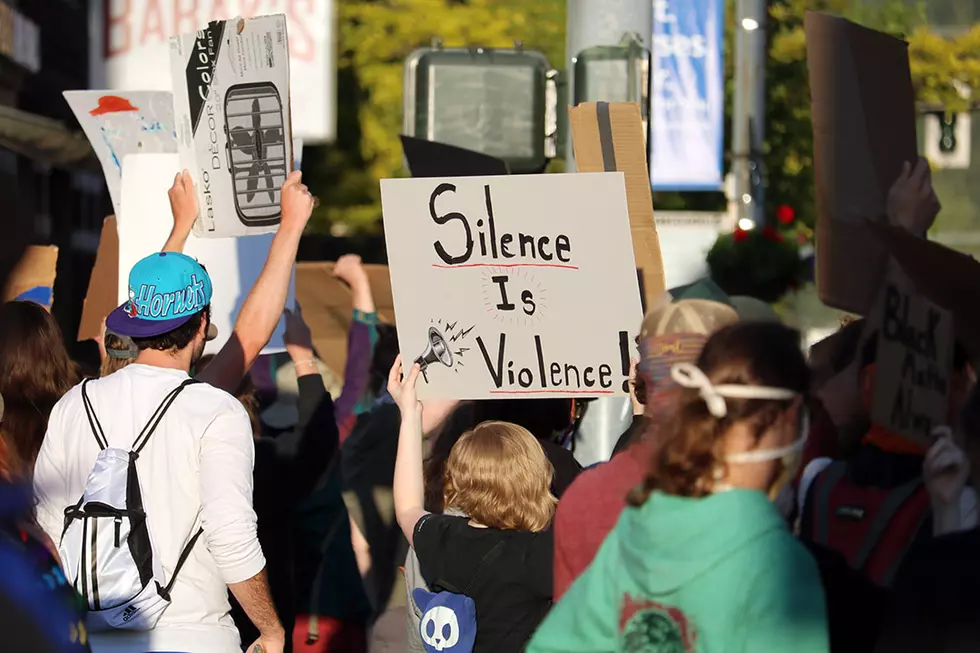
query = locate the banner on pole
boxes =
[649,0,725,191]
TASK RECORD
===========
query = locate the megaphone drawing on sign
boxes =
[415,326,454,382]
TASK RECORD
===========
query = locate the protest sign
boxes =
[871,272,954,444]
[871,222,980,364]
[170,14,293,239]
[295,262,395,380]
[381,172,643,400]
[569,101,666,311]
[805,12,918,314]
[103,0,334,143]
[77,216,120,341]
[2,246,58,309]
[63,91,177,218]
[117,153,293,355]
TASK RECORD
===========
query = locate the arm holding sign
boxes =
[388,355,429,548]
[163,170,199,254]
[196,172,314,394]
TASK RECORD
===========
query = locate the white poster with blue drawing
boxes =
[63,91,177,217]
[649,0,725,190]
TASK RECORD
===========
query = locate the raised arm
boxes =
[332,255,379,429]
[198,171,314,394]
[163,170,198,254]
[387,355,428,547]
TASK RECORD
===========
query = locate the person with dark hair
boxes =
[34,171,314,653]
[797,331,974,653]
[528,322,828,652]
[551,297,740,600]
[0,392,91,653]
[874,386,980,653]
[0,300,80,480]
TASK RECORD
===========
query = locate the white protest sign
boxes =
[117,153,293,355]
[871,278,954,444]
[381,172,643,400]
[103,0,334,143]
[170,14,292,239]
[64,90,177,218]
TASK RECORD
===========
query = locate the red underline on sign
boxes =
[488,389,616,396]
[432,263,579,270]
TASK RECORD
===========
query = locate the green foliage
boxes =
[306,0,565,235]
[706,225,806,303]
[305,0,979,236]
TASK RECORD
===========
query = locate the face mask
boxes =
[671,362,807,499]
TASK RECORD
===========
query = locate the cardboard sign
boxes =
[77,216,120,341]
[569,102,666,310]
[805,12,918,314]
[871,276,954,443]
[170,14,293,238]
[381,172,643,400]
[63,91,177,218]
[871,222,980,363]
[294,262,395,379]
[117,153,294,355]
[2,245,58,309]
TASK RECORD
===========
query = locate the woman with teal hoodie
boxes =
[528,322,829,653]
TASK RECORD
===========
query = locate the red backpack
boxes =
[805,461,930,588]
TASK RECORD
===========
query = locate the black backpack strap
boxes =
[160,526,204,600]
[462,540,506,596]
[81,379,109,451]
[132,379,199,455]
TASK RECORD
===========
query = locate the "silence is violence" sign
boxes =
[381,172,643,400]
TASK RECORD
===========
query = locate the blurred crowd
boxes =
[1,159,977,653]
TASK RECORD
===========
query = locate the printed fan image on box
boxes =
[225,82,287,226]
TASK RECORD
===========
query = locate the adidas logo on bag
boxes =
[121,605,138,623]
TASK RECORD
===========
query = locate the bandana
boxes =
[637,333,709,422]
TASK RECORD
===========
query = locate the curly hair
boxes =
[0,301,79,476]
[444,420,557,531]
[629,322,810,504]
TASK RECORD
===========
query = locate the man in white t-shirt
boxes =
[33,191,317,652]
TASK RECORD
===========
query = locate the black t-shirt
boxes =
[413,514,553,653]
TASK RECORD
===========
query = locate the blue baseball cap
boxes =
[106,252,213,338]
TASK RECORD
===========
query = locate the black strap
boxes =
[132,379,199,454]
[163,527,204,597]
[81,379,109,450]
[463,541,505,596]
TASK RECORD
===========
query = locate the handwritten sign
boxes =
[871,281,954,443]
[64,91,177,219]
[381,172,643,400]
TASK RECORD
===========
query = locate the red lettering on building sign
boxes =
[173,0,199,35]
[106,0,131,58]
[140,0,167,45]
[106,0,320,62]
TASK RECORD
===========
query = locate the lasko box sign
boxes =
[382,172,643,400]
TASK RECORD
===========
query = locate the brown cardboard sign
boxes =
[77,216,119,341]
[569,101,666,310]
[294,262,395,379]
[2,245,58,309]
[870,223,980,362]
[805,12,918,314]
[870,271,953,444]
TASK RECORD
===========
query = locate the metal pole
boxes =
[731,0,767,228]
[565,0,653,172]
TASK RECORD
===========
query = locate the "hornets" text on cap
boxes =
[106,252,213,338]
